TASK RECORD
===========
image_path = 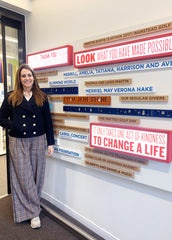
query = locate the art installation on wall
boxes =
[26,21,172,191]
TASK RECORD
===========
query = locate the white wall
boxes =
[42,158,172,240]
[26,0,172,53]
[8,1,172,240]
[0,0,31,14]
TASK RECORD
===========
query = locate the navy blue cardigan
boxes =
[0,93,54,146]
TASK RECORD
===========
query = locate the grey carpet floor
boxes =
[0,195,86,240]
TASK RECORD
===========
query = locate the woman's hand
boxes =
[47,145,54,156]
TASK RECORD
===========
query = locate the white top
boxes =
[23,91,32,101]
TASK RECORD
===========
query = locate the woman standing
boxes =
[0,64,54,229]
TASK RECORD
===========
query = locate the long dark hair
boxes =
[8,63,47,107]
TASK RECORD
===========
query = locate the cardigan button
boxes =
[33,123,36,126]
[33,131,36,135]
[23,123,26,127]
[23,132,26,135]
[22,115,26,118]
[33,115,36,118]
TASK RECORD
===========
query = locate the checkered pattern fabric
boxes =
[9,135,46,223]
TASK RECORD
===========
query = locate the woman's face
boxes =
[20,68,34,91]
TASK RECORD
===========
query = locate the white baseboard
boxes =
[0,193,8,199]
[41,191,120,240]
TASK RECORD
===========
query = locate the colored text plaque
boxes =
[49,96,63,101]
[85,147,148,165]
[59,130,89,143]
[54,146,81,158]
[85,160,134,178]
[51,112,89,120]
[54,130,59,135]
[98,116,140,125]
[63,106,172,119]
[63,96,111,105]
[84,22,172,47]
[75,33,172,68]
[85,85,155,95]
[120,95,168,102]
[52,118,65,124]
[85,153,140,172]
[41,87,78,95]
[37,77,48,82]
[53,124,89,133]
[49,79,79,87]
[90,123,172,163]
[27,45,73,70]
[35,70,58,76]
[85,78,132,86]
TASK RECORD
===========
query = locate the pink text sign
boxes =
[90,123,172,163]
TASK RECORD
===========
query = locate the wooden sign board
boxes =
[52,119,65,124]
[53,124,89,133]
[54,130,59,135]
[85,153,140,172]
[85,160,135,178]
[63,96,111,105]
[49,96,63,101]
[84,22,172,47]
[51,112,89,120]
[120,95,168,102]
[37,77,48,82]
[35,70,58,77]
[98,116,140,125]
[85,147,148,165]
[85,78,132,86]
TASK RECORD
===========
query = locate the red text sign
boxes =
[75,33,172,68]
[27,45,73,70]
[90,123,172,163]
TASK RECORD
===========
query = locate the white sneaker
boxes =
[30,216,41,229]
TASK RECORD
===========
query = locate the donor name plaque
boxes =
[59,130,89,143]
[63,96,111,105]
[90,123,172,163]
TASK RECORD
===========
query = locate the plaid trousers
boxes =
[9,135,46,223]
